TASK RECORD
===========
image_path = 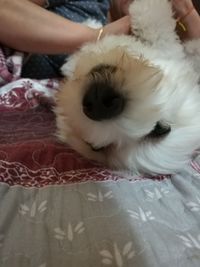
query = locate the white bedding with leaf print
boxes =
[1,154,200,267]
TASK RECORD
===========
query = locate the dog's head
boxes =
[56,46,172,171]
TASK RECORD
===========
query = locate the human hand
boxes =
[109,0,133,21]
[103,15,131,37]
[172,0,194,18]
[172,0,200,40]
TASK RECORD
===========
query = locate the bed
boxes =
[0,46,200,267]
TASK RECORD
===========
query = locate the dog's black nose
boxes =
[82,82,125,121]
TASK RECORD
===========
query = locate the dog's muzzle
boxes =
[82,82,125,121]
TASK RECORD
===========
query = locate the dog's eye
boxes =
[147,121,171,138]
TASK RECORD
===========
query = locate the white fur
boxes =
[184,39,200,75]
[58,0,200,175]
[82,18,102,29]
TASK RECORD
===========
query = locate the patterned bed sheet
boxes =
[0,47,200,267]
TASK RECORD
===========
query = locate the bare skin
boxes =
[111,0,200,40]
[0,0,199,56]
[110,0,133,21]
[172,0,200,39]
[0,0,130,54]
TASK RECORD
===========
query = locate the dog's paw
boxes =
[129,0,176,45]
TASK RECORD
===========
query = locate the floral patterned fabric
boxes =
[0,46,200,266]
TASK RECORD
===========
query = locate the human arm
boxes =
[29,0,45,6]
[0,0,130,54]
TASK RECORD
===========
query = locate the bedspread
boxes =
[0,47,200,267]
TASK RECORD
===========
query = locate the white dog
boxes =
[55,0,200,175]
